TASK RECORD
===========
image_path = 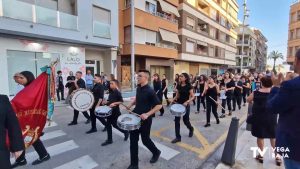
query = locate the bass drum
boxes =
[70,89,95,112]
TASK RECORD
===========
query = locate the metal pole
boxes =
[130,0,135,91]
[240,0,247,74]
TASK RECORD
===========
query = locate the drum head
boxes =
[195,93,200,97]
[170,104,186,113]
[95,106,111,113]
[70,89,94,112]
[117,114,141,125]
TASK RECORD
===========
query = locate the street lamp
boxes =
[130,0,135,91]
[240,0,249,74]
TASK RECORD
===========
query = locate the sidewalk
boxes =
[215,122,285,169]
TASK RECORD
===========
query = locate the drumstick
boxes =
[156,90,159,95]
[120,103,141,117]
[209,96,226,111]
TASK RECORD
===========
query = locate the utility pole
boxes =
[240,0,248,74]
[130,0,135,91]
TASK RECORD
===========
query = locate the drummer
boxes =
[101,80,129,146]
[171,73,194,144]
[68,71,91,126]
[86,74,107,134]
[126,69,162,169]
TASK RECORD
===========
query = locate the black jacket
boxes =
[0,95,24,169]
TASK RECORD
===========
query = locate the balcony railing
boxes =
[237,40,249,45]
[1,0,78,30]
[155,42,177,50]
[145,8,178,24]
[93,21,111,39]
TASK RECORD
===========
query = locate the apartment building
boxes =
[118,0,180,86]
[0,0,118,96]
[254,29,268,72]
[177,0,239,76]
[287,1,300,65]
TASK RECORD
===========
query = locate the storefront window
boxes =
[7,50,60,96]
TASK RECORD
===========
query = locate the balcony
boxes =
[1,0,78,30]
[145,9,178,24]
[93,21,111,39]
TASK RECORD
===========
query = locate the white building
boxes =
[0,0,118,96]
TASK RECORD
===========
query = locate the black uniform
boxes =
[0,95,24,169]
[174,84,194,139]
[56,75,64,101]
[205,86,219,124]
[233,80,243,110]
[105,89,127,141]
[153,80,164,115]
[65,75,75,95]
[130,84,161,166]
[71,79,90,124]
[242,80,250,104]
[162,79,170,106]
[89,83,107,130]
[222,79,235,112]
[196,81,206,112]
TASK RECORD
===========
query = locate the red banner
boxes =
[11,72,48,148]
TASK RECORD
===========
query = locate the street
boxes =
[14,100,248,169]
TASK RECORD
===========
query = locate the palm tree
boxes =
[268,51,284,74]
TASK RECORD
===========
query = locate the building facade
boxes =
[0,0,118,96]
[287,1,300,65]
[254,29,268,72]
[118,0,180,87]
[177,0,239,76]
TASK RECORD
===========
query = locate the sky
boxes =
[237,0,293,65]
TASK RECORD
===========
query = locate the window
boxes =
[187,17,195,30]
[93,6,111,38]
[210,8,217,20]
[219,31,226,42]
[210,27,216,38]
[209,46,215,56]
[186,40,195,53]
[220,48,225,57]
[296,28,300,38]
[124,26,131,43]
[220,15,226,27]
[125,0,131,8]
[291,12,297,22]
[297,11,300,21]
[146,29,157,44]
[290,30,294,40]
[146,1,156,14]
[36,0,58,10]
[196,44,208,55]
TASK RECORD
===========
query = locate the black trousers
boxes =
[226,96,232,111]
[56,87,64,101]
[16,139,48,162]
[158,93,164,115]
[206,99,219,124]
[0,149,10,169]
[221,99,226,114]
[163,90,170,105]
[232,94,242,110]
[196,95,206,111]
[72,110,90,123]
[106,112,127,141]
[174,105,193,139]
[242,90,249,104]
[90,104,107,129]
[130,117,159,166]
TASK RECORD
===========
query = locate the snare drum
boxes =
[95,106,112,117]
[194,93,200,97]
[70,89,95,112]
[117,114,141,131]
[170,104,186,116]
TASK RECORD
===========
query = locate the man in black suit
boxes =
[0,95,24,169]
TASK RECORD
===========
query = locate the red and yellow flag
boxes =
[11,72,48,148]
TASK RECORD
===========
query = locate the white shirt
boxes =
[220,89,227,100]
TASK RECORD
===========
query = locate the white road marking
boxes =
[54,155,98,169]
[40,130,66,141]
[44,121,58,129]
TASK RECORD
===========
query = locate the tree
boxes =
[268,51,284,74]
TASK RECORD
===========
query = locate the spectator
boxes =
[56,71,65,101]
[65,71,76,103]
[85,70,94,90]
[267,49,300,168]
[247,77,281,166]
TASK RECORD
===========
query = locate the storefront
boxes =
[0,37,115,96]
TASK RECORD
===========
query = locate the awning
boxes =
[197,40,208,46]
[159,29,181,44]
[157,0,180,17]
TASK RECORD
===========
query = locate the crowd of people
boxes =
[1,50,300,169]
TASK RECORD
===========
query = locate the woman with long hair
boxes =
[173,74,180,98]
[153,73,164,116]
[11,71,50,168]
[194,75,207,113]
[220,71,235,118]
[161,74,170,106]
[202,76,220,127]
[171,73,194,143]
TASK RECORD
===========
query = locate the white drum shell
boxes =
[70,89,95,112]
[95,106,112,117]
[170,104,186,117]
[117,114,141,131]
